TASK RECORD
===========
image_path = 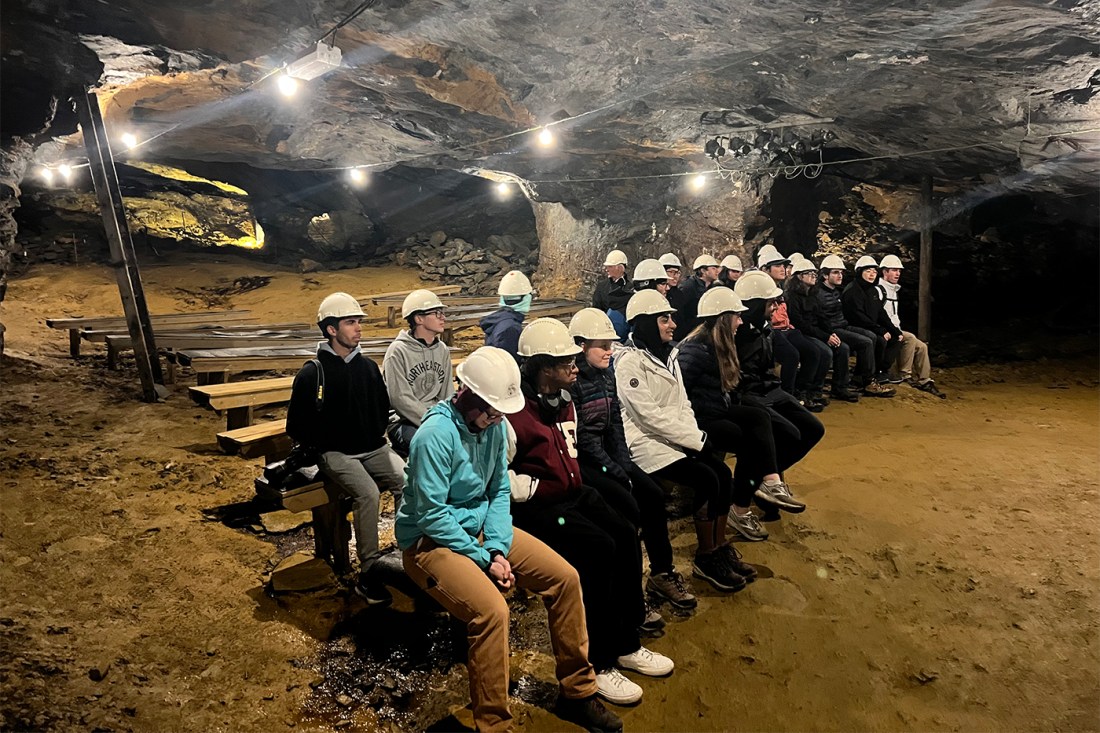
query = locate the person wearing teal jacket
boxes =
[395,346,622,733]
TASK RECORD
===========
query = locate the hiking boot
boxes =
[862,379,895,398]
[639,599,666,635]
[646,570,698,610]
[728,508,769,541]
[692,551,747,593]
[556,694,624,732]
[754,480,806,513]
[617,646,675,677]
[595,668,643,705]
[914,379,947,399]
[830,387,860,403]
[718,544,758,583]
[353,569,393,607]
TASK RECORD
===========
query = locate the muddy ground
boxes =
[1,256,1098,732]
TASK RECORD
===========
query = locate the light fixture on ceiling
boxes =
[286,41,343,81]
[121,132,138,149]
[39,167,54,185]
[704,138,726,159]
[276,73,300,97]
[347,167,368,186]
[58,164,73,181]
[495,181,512,198]
[537,127,555,147]
[689,174,707,191]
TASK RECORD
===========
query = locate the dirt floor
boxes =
[1,256,1098,733]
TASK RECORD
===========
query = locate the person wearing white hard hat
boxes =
[382,289,453,457]
[677,287,789,545]
[658,253,683,286]
[567,309,697,613]
[732,271,824,516]
[814,255,894,398]
[785,258,859,403]
[875,254,946,397]
[480,270,533,359]
[675,253,721,336]
[758,247,831,411]
[287,293,406,606]
[396,346,623,733]
[593,249,634,341]
[631,258,670,296]
[717,254,743,288]
[616,290,745,593]
[508,317,674,706]
[843,255,904,386]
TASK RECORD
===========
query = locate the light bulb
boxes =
[121,132,138,149]
[348,168,367,185]
[40,167,54,184]
[58,164,72,181]
[537,127,554,147]
[277,73,299,97]
[496,182,512,198]
[690,174,706,191]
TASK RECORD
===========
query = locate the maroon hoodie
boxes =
[509,383,582,505]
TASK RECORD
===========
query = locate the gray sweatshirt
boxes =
[382,330,454,426]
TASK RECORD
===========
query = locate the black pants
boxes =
[651,453,733,520]
[699,404,779,508]
[385,421,417,459]
[581,462,675,575]
[834,327,875,382]
[743,389,825,474]
[511,487,642,670]
[784,328,831,393]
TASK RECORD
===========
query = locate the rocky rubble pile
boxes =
[371,230,539,294]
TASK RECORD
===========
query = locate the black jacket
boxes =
[734,320,783,397]
[592,277,633,314]
[786,280,831,342]
[676,338,736,421]
[286,348,390,455]
[479,308,525,358]
[814,283,848,332]
[570,358,634,485]
[842,278,902,339]
[675,276,709,337]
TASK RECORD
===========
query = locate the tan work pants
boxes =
[897,330,932,384]
[403,528,597,733]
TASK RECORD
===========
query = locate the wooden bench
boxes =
[359,284,461,308]
[441,299,585,344]
[380,295,497,328]
[254,474,352,575]
[99,324,315,369]
[190,377,294,430]
[46,310,256,358]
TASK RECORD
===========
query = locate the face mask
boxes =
[500,294,532,314]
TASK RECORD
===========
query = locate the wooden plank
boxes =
[441,300,584,344]
[81,320,310,343]
[384,296,497,327]
[217,419,290,458]
[361,285,461,306]
[46,309,254,331]
[107,333,319,352]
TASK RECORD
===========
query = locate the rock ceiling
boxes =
[4,0,1100,205]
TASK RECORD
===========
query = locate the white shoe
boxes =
[595,668,643,705]
[616,646,674,677]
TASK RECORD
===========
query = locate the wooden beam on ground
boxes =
[76,89,165,400]
[919,174,933,342]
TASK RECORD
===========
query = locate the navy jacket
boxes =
[570,357,634,485]
[479,308,525,358]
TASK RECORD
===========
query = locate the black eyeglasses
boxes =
[422,309,446,319]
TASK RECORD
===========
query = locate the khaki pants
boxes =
[896,330,931,384]
[403,529,597,733]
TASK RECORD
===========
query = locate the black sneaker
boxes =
[881,371,905,384]
[639,599,666,636]
[830,387,860,403]
[718,544,758,583]
[353,571,393,607]
[811,391,830,407]
[556,694,624,732]
[692,551,747,592]
[914,380,947,399]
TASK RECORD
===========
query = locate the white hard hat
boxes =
[720,255,743,271]
[756,244,791,268]
[517,318,583,358]
[855,255,879,270]
[317,292,366,323]
[626,289,674,322]
[568,308,619,341]
[697,287,748,318]
[455,346,525,414]
[789,252,809,267]
[632,258,668,282]
[692,254,720,270]
[819,254,846,271]
[734,270,784,300]
[498,270,533,297]
[603,249,629,266]
[401,289,445,318]
[792,257,817,274]
[879,254,904,269]
[658,253,682,269]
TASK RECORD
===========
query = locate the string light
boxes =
[347,167,368,186]
[276,73,299,97]
[495,182,512,199]
[689,174,707,191]
[39,167,54,185]
[58,164,73,181]
[536,127,555,147]
[121,132,138,149]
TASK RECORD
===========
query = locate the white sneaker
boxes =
[595,668,643,705]
[616,646,674,677]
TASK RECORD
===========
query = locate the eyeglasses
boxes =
[483,407,504,421]
[423,309,446,319]
[553,357,576,369]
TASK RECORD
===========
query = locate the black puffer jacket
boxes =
[842,278,902,339]
[675,276,709,336]
[676,338,735,421]
[814,283,848,331]
[786,280,831,342]
[569,357,634,485]
[592,277,633,315]
[734,307,783,397]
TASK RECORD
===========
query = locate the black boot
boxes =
[557,694,624,732]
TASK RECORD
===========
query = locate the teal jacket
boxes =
[394,401,513,569]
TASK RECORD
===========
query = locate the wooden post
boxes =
[918,175,933,343]
[76,90,166,401]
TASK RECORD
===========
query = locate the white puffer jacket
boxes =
[615,343,706,473]
[876,280,903,330]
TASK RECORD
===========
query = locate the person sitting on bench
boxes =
[287,292,406,606]
[383,289,453,457]
[395,346,623,733]
[480,270,534,360]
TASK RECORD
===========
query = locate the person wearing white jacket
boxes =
[616,290,753,593]
[875,255,946,398]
